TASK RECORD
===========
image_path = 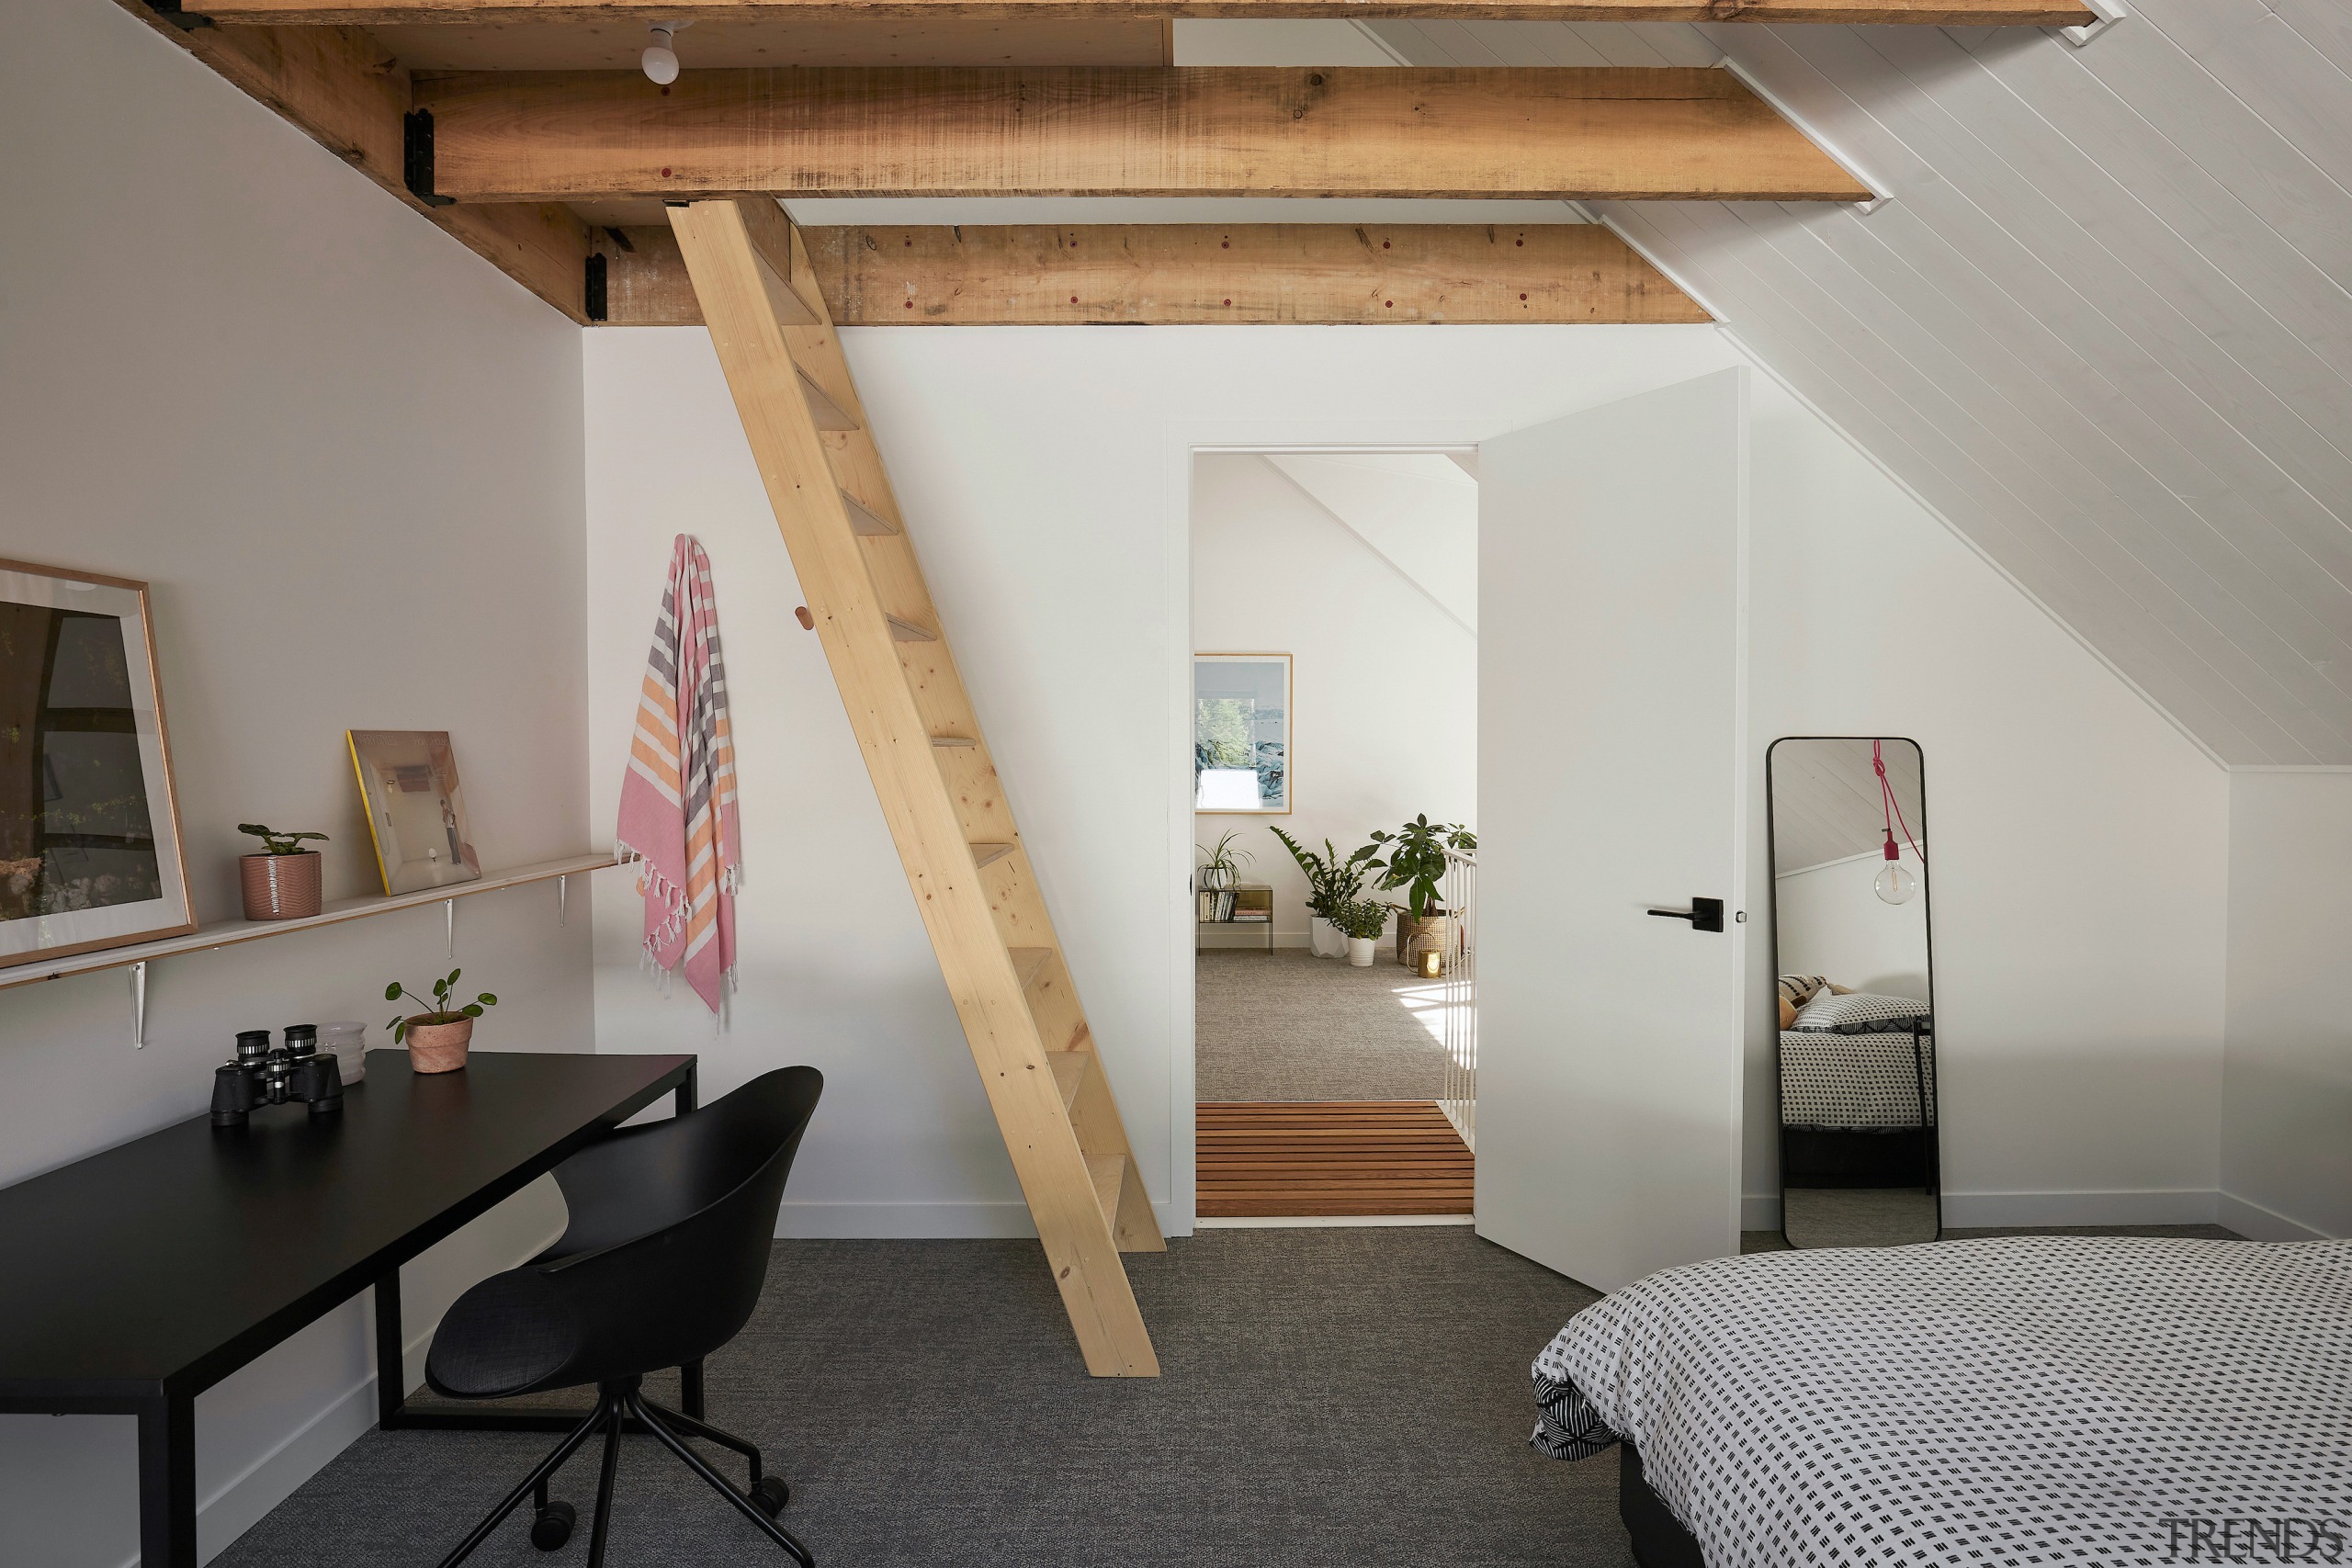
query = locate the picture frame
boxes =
[347,730,483,895]
[1194,652,1292,815]
[0,558,195,969]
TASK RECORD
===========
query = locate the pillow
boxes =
[1778,974,1831,1010]
[1792,989,1931,1035]
[1779,994,1798,1030]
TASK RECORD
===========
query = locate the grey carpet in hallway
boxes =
[216,1228,1625,1568]
[1196,949,1451,1102]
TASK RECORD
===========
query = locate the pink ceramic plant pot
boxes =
[240,852,322,920]
[403,1016,473,1075]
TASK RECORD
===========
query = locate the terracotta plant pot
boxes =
[241,852,322,920]
[403,1015,474,1075]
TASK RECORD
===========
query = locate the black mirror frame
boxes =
[1764,735,1943,1249]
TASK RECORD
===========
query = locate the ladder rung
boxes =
[1010,947,1052,989]
[1086,1152,1125,1226]
[930,735,978,749]
[797,367,859,431]
[750,245,820,329]
[1048,1051,1088,1111]
[887,615,938,643]
[841,491,899,536]
[971,842,1015,868]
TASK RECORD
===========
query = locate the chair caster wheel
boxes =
[530,1500,576,1551]
[751,1476,790,1517]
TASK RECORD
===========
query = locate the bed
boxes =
[1777,1026,1935,1190]
[1531,1236,2352,1567]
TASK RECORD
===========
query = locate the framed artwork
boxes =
[0,558,195,968]
[347,730,482,895]
[1194,653,1291,814]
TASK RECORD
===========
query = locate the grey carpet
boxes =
[1196,950,1452,1102]
[216,1228,1627,1568]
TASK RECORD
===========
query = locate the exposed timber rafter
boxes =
[195,2,2101,26]
[413,67,1877,203]
[598,221,1713,327]
[110,1,595,321]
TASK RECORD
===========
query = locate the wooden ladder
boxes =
[668,199,1162,1378]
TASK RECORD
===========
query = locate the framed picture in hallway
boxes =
[1194,653,1290,814]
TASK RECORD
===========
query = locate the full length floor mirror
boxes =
[1768,737,1939,1247]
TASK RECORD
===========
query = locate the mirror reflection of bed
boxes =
[1768,737,1938,1249]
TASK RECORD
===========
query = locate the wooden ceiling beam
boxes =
[109,2,595,322]
[413,67,1876,202]
[197,2,2099,26]
[598,221,1713,326]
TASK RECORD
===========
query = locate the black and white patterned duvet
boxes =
[1532,1237,2352,1566]
[1778,1030,1936,1129]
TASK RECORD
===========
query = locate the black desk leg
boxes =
[375,1271,406,1428]
[674,1063,705,1417]
[138,1393,198,1568]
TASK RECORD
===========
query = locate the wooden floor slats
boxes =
[1197,1100,1474,1217]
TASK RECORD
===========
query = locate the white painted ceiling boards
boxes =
[1354,6,2352,768]
[1172,11,2352,767]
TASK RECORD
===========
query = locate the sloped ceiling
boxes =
[1769,738,1927,875]
[1353,8,2352,767]
[1263,453,1479,633]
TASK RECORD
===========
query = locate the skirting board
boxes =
[776,1200,1183,1239]
[2216,1191,2335,1243]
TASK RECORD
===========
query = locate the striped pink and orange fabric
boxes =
[616,535,741,1014]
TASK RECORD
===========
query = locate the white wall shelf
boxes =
[0,853,614,1042]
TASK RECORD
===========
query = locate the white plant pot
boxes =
[1346,936,1377,967]
[1199,866,1236,891]
[1309,916,1345,959]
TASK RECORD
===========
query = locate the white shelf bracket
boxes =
[2059,0,2126,47]
[445,898,457,959]
[130,961,148,1048]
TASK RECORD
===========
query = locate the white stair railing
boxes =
[1439,847,1477,1150]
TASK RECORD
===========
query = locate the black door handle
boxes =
[1646,897,1725,933]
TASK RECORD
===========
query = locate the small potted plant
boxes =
[385,968,498,1075]
[1196,830,1254,921]
[1270,827,1377,959]
[1329,898,1392,967]
[237,823,329,920]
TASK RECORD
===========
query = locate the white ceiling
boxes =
[1349,8,2352,767]
[1262,454,1479,633]
[1769,737,1928,875]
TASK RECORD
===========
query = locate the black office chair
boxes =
[425,1066,823,1568]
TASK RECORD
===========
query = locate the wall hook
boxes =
[559,874,569,926]
[445,898,456,958]
[130,961,148,1048]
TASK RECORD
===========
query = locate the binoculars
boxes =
[210,1025,345,1127]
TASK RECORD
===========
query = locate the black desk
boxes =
[0,1049,695,1568]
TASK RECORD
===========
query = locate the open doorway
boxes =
[1190,450,1477,1220]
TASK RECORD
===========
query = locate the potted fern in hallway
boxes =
[1269,827,1377,958]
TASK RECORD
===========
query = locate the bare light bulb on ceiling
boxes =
[642,24,682,85]
[1873,832,1917,906]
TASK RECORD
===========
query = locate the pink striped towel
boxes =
[616,535,741,1012]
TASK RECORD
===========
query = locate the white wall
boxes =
[1191,455,1475,948]
[1773,852,1931,1001]
[1742,389,2230,1231]
[584,320,2228,1241]
[0,4,590,1561]
[2219,771,2352,1242]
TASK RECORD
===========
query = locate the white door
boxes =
[1476,368,1748,1292]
